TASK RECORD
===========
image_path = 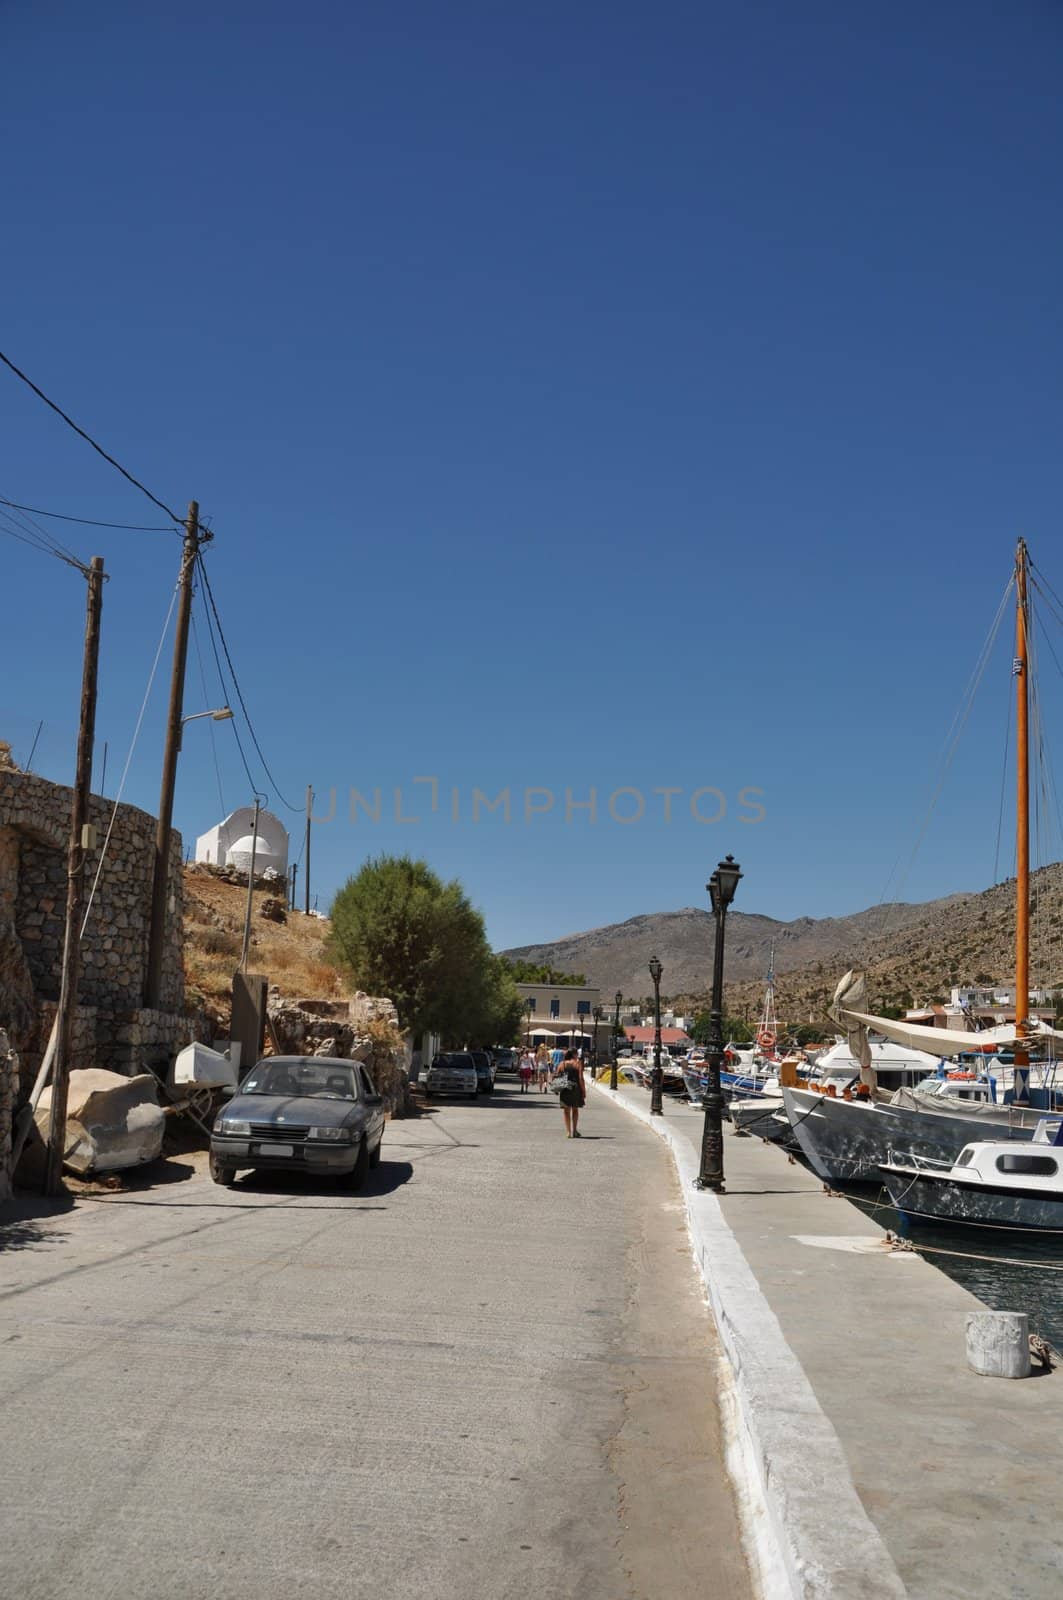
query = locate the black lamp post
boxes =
[609,989,622,1091]
[592,1004,603,1077]
[649,956,664,1115]
[696,855,742,1191]
[524,998,533,1049]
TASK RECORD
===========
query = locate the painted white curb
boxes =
[592,1081,907,1600]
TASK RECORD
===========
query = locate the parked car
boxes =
[491,1048,517,1078]
[423,1053,478,1100]
[468,1050,496,1095]
[209,1055,384,1190]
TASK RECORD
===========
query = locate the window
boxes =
[995,1153,1058,1177]
[955,1148,974,1167]
[360,1067,376,1097]
[550,997,560,1018]
[577,1000,591,1016]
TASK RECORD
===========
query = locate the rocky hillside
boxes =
[183,864,347,1026]
[503,864,1063,1023]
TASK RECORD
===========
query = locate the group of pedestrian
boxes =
[517,1043,553,1093]
[517,1043,587,1138]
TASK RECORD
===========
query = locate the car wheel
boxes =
[369,1134,382,1169]
[209,1154,236,1187]
[342,1138,370,1192]
[468,1088,478,1100]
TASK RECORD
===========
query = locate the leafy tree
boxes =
[329,855,505,1041]
[691,1011,754,1045]
[498,957,587,986]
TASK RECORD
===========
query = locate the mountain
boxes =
[501,864,1063,1020]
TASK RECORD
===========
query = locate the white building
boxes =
[195,806,290,877]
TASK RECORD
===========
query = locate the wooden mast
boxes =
[1014,537,1030,1103]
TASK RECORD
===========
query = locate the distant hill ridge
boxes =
[501,864,1063,1020]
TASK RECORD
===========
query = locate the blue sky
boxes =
[3,1,1063,950]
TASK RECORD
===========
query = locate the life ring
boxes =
[757,1029,776,1050]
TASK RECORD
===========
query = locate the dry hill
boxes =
[503,864,1063,1024]
[183,865,346,1026]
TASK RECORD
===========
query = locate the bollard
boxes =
[965,1310,1030,1379]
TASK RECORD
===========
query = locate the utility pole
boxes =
[303,785,312,915]
[240,797,262,971]
[145,502,211,1008]
[46,557,106,1196]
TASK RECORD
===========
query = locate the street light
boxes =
[524,997,534,1049]
[696,855,742,1191]
[609,989,622,1091]
[649,955,664,1116]
[177,705,233,751]
[592,1004,603,1077]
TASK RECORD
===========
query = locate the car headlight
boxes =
[217,1118,250,1136]
[306,1126,352,1142]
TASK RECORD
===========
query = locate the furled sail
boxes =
[836,1009,1048,1055]
[829,971,872,1071]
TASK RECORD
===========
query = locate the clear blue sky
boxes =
[4,1,1063,951]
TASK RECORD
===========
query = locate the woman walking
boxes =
[518,1049,534,1093]
[535,1043,551,1094]
[552,1048,586,1138]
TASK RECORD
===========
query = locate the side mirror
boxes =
[365,1093,383,1107]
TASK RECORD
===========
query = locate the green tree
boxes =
[691,1011,754,1045]
[498,957,587,986]
[329,855,502,1041]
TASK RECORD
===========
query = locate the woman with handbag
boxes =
[552,1048,586,1138]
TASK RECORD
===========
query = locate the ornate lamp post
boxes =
[609,989,622,1091]
[591,1004,603,1077]
[696,855,742,1191]
[524,997,533,1049]
[649,956,664,1116]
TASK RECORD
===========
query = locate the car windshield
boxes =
[239,1061,359,1100]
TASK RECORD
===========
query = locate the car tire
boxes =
[342,1138,370,1192]
[468,1088,478,1100]
[209,1154,236,1187]
[368,1134,382,1169]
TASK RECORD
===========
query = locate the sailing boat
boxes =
[783,540,1063,1183]
[683,945,780,1105]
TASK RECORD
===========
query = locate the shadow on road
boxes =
[0,1192,74,1252]
[234,1158,415,1199]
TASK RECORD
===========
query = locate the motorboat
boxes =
[879,1118,1063,1232]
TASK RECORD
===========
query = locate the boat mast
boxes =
[1014,538,1030,1103]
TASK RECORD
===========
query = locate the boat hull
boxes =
[782,1088,1042,1184]
[880,1167,1063,1232]
[730,1095,791,1143]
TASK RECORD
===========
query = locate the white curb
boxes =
[592,1081,908,1600]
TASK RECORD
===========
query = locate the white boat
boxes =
[880,1118,1063,1232]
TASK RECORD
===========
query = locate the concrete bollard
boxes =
[965,1310,1030,1378]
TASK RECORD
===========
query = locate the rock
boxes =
[312,1037,338,1057]
[34,1068,164,1175]
[259,897,287,924]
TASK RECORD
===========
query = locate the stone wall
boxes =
[0,768,184,1022]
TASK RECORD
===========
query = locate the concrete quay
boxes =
[596,1081,1063,1600]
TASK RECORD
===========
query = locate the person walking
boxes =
[518,1050,534,1093]
[535,1043,551,1093]
[552,1048,586,1138]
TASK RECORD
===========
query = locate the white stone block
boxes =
[966,1310,1030,1379]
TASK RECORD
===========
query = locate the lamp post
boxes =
[649,956,664,1116]
[524,998,533,1049]
[592,1004,603,1078]
[609,989,622,1091]
[696,855,742,1191]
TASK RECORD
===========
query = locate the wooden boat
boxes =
[785,540,1063,1183]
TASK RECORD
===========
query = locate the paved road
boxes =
[0,1083,751,1600]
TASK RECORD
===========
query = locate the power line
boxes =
[196,552,302,814]
[0,348,183,526]
[0,504,88,574]
[195,569,260,797]
[0,495,176,533]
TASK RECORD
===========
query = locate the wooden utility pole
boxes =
[303,785,312,915]
[145,502,211,1008]
[46,557,106,1196]
[1013,537,1030,1104]
[239,796,262,971]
